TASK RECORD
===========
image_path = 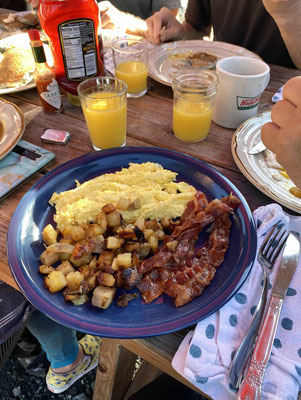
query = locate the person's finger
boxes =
[146,17,155,38]
[270,99,297,127]
[261,121,281,154]
[282,76,301,107]
[152,12,165,39]
[100,12,111,28]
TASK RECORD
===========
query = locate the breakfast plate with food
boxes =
[0,98,24,161]
[0,33,36,94]
[232,111,301,214]
[148,40,262,86]
[8,147,256,338]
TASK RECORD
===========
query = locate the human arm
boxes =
[261,76,301,188]
[262,0,301,68]
[99,1,178,38]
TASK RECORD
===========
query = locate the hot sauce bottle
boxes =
[37,0,105,106]
[28,29,62,114]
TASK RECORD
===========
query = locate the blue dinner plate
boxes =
[7,147,257,338]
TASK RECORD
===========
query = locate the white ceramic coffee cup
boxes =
[212,56,270,129]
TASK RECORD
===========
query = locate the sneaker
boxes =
[46,334,101,394]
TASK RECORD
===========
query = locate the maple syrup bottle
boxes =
[28,29,62,114]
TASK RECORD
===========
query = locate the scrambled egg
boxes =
[50,162,196,231]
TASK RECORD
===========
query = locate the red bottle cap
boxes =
[28,29,40,41]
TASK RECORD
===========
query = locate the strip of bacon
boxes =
[138,194,238,276]
[137,238,196,304]
[165,212,232,307]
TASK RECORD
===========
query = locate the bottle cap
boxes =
[28,29,40,41]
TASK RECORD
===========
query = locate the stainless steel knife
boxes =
[248,140,267,155]
[237,231,300,400]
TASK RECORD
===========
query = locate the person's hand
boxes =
[145,7,184,45]
[262,0,301,24]
[99,1,123,30]
[261,76,301,188]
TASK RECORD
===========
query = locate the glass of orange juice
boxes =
[112,39,148,98]
[172,69,218,143]
[78,77,127,150]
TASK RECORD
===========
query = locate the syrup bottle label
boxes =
[58,18,97,81]
[40,79,62,109]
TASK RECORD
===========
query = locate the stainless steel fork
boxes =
[228,223,288,388]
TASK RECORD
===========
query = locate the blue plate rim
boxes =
[7,146,257,338]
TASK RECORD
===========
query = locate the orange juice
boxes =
[115,61,148,94]
[173,98,213,142]
[82,92,127,149]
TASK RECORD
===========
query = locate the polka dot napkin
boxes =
[172,204,301,400]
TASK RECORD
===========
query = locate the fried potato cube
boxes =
[128,198,141,211]
[138,242,150,258]
[106,211,121,227]
[86,273,98,290]
[40,250,60,266]
[161,216,171,228]
[143,229,154,240]
[56,261,75,276]
[111,257,119,271]
[95,212,107,231]
[89,256,98,271]
[66,271,84,291]
[62,225,73,239]
[106,236,123,249]
[166,240,178,252]
[135,217,145,231]
[70,226,86,241]
[116,198,130,211]
[69,254,92,267]
[44,271,67,293]
[79,265,94,280]
[125,242,140,253]
[155,230,165,241]
[39,265,55,274]
[92,285,116,309]
[145,220,161,230]
[71,294,89,306]
[98,251,114,269]
[97,271,115,287]
[102,203,116,214]
[42,224,58,246]
[87,224,105,238]
[116,253,132,269]
[148,235,158,252]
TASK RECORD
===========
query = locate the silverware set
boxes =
[228,224,300,399]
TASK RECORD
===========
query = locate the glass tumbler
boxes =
[78,77,127,151]
[112,39,148,98]
[172,69,218,143]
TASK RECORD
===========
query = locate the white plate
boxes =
[0,32,36,94]
[0,98,25,160]
[148,40,262,86]
[232,111,301,214]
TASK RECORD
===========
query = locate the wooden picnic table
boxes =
[1,8,300,398]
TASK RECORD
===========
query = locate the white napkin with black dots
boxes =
[172,204,301,400]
